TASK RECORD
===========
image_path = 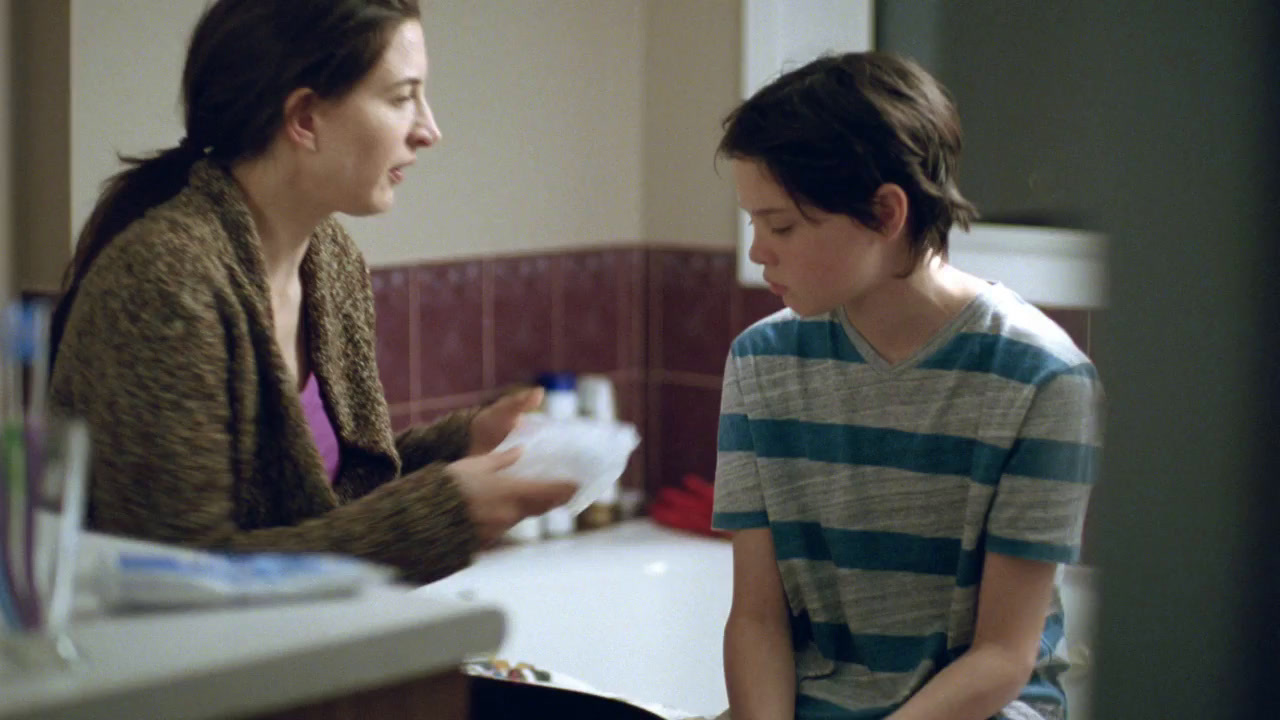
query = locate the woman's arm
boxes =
[394,387,545,474]
[890,365,1101,719]
[394,408,477,474]
[725,527,797,720]
[55,237,476,585]
[886,553,1058,720]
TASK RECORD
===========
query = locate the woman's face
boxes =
[309,19,440,216]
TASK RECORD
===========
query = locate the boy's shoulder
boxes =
[966,284,1095,376]
[729,307,838,358]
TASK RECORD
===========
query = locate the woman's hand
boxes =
[468,387,544,456]
[447,447,577,547]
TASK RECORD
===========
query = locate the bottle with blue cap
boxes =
[536,372,578,421]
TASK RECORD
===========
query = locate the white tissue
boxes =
[494,415,641,516]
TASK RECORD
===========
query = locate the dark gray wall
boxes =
[881,1,1280,716]
[880,3,1117,225]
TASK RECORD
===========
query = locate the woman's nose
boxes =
[411,102,442,149]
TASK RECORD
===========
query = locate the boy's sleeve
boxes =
[987,367,1104,563]
[712,350,769,531]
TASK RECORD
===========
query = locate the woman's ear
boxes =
[871,183,910,241]
[281,88,320,151]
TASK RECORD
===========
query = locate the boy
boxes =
[711,52,1100,720]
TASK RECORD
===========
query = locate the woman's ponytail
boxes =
[49,141,205,366]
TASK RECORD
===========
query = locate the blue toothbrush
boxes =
[21,302,53,629]
[2,302,42,631]
[1,303,28,629]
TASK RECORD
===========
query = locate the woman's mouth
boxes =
[389,167,405,184]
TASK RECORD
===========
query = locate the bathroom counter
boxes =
[416,519,736,716]
[0,534,505,720]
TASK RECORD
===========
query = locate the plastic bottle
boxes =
[537,372,578,420]
[536,372,578,538]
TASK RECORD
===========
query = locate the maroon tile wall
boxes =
[371,246,782,498]
[370,268,413,407]
[415,262,485,398]
[1040,307,1092,355]
[372,248,1098,504]
[650,249,737,377]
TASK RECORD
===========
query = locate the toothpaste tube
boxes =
[84,547,394,611]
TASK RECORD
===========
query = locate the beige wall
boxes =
[348,0,647,264]
[50,0,739,275]
[70,0,205,245]
[642,0,740,249]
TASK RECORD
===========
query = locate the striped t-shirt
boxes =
[712,284,1101,720]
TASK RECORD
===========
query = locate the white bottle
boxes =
[542,507,577,538]
[577,374,618,422]
[534,372,579,538]
[506,516,543,543]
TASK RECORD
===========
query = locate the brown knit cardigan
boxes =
[51,160,478,584]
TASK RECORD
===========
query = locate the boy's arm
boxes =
[725,526,796,720]
[714,347,794,719]
[890,366,1102,719]
[885,553,1057,720]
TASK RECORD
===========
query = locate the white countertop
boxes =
[417,520,734,716]
[0,535,505,720]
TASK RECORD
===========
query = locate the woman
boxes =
[50,0,575,584]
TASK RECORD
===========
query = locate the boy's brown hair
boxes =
[719,52,977,272]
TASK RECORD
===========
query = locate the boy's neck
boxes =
[843,256,988,365]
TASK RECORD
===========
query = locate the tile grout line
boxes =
[408,266,421,405]
[647,250,664,497]
[551,255,565,371]
[617,250,629,372]
[481,259,496,390]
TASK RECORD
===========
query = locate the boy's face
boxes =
[733,159,895,317]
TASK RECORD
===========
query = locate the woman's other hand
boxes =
[447,447,576,547]
[468,387,544,456]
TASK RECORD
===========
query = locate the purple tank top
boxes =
[299,372,341,484]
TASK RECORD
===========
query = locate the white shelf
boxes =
[738,221,1107,310]
[948,222,1107,308]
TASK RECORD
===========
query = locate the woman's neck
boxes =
[230,154,325,287]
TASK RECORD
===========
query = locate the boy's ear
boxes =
[282,87,321,152]
[871,183,910,241]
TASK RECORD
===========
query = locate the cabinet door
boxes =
[259,670,469,720]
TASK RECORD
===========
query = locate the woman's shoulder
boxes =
[84,195,235,303]
[309,216,373,291]
[313,216,366,267]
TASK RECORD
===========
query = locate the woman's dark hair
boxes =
[51,0,421,361]
[718,51,978,274]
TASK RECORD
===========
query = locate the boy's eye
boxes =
[771,225,795,236]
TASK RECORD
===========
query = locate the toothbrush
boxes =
[45,420,88,635]
[23,302,54,629]
[1,304,28,630]
[2,303,37,630]
[0,406,17,630]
